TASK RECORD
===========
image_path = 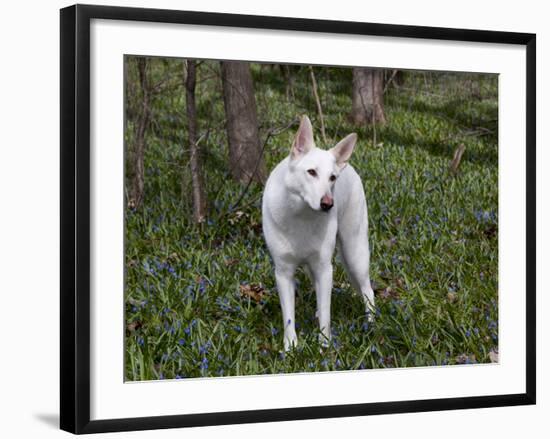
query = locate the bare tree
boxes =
[184,60,207,223]
[308,66,327,144]
[350,67,386,126]
[128,57,152,209]
[220,61,266,184]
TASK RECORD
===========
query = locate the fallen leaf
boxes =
[447,292,457,303]
[126,320,143,336]
[376,286,399,300]
[240,283,266,303]
[224,258,239,267]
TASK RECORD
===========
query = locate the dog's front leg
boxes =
[275,263,297,351]
[311,261,333,348]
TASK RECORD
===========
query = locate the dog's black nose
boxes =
[320,194,334,211]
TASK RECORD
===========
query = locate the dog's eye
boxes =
[329,175,337,182]
[307,169,317,177]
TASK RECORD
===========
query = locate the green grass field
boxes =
[124,61,498,380]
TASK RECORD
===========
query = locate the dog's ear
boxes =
[290,115,314,160]
[330,133,357,169]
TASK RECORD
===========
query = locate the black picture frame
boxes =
[60,4,536,434]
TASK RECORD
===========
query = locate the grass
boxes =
[124,60,498,380]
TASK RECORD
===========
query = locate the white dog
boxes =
[262,115,375,351]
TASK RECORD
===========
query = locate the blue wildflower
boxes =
[199,341,212,355]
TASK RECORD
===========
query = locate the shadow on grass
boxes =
[359,95,499,167]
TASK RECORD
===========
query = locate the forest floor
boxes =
[125,63,498,380]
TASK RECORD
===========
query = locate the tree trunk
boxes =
[351,67,386,126]
[130,57,151,209]
[220,61,266,184]
[185,60,207,223]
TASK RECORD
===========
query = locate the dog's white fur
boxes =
[262,115,375,351]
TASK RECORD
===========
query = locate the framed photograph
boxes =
[60,4,536,434]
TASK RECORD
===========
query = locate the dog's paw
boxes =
[365,301,376,322]
[318,333,330,350]
[283,335,298,352]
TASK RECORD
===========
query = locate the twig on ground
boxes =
[449,143,466,175]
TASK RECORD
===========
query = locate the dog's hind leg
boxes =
[337,233,375,320]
